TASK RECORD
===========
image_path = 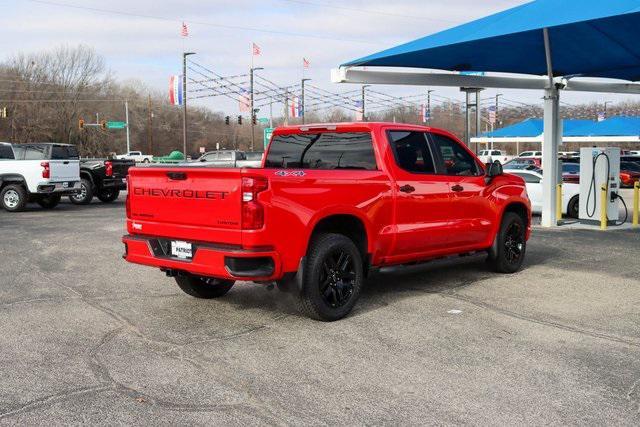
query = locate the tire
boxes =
[69,178,94,205]
[567,196,579,219]
[175,276,235,299]
[296,233,364,321]
[1,184,28,212]
[97,188,120,203]
[36,193,61,209]
[143,158,150,163]
[487,212,527,274]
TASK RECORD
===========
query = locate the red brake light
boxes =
[241,176,268,230]
[125,190,131,218]
[41,162,50,179]
[105,161,113,177]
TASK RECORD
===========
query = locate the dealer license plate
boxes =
[171,241,193,259]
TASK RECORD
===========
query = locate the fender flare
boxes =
[0,173,27,189]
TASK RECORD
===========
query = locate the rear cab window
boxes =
[265,132,377,170]
[0,144,14,160]
[51,145,79,160]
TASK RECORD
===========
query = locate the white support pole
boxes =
[541,87,560,227]
[541,28,560,227]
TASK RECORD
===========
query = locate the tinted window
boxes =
[388,131,436,174]
[0,144,14,160]
[265,132,377,170]
[492,151,502,156]
[22,145,48,160]
[51,145,79,160]
[430,133,481,176]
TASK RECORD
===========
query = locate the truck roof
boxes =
[273,122,459,139]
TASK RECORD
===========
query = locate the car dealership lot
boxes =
[1,198,639,425]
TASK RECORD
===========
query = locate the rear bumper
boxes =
[37,181,81,195]
[122,234,281,281]
[102,177,127,190]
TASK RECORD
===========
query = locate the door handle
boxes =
[399,185,415,194]
[451,184,464,192]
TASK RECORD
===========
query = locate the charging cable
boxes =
[586,152,610,218]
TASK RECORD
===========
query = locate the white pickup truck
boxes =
[478,150,515,165]
[0,142,81,212]
[115,151,153,163]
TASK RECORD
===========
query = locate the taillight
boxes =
[126,191,131,218]
[241,176,268,229]
[105,161,113,177]
[41,162,50,179]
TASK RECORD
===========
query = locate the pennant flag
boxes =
[169,75,183,106]
[421,104,431,123]
[252,43,261,56]
[239,88,251,112]
[290,96,303,118]
[181,22,189,37]
[488,105,497,125]
[303,58,310,69]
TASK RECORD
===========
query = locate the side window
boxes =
[265,132,377,170]
[0,144,14,160]
[218,152,233,161]
[388,131,436,174]
[22,145,47,160]
[430,133,481,176]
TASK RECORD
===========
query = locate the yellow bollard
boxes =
[634,181,639,229]
[556,183,563,224]
[600,185,608,231]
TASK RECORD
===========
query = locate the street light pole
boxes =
[250,66,264,152]
[182,52,196,159]
[301,78,311,124]
[427,89,434,123]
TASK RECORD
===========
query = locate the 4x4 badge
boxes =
[275,170,305,177]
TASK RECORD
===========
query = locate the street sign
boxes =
[258,117,269,125]
[264,127,274,149]
[106,121,127,129]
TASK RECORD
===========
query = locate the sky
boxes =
[2,0,637,117]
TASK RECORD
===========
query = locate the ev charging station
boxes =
[579,147,621,226]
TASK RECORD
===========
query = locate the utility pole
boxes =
[604,101,612,119]
[284,90,290,126]
[301,78,311,124]
[361,85,370,121]
[269,97,273,128]
[182,51,196,158]
[427,89,434,123]
[250,66,264,152]
[147,95,153,155]
[124,100,130,153]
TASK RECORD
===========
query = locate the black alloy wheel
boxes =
[319,249,356,309]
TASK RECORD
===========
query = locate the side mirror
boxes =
[485,161,503,184]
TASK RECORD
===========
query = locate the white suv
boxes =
[0,142,81,212]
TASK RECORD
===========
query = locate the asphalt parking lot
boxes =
[1,197,639,425]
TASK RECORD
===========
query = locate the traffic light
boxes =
[237,115,242,125]
[78,118,84,130]
[225,116,230,125]
[100,120,107,130]
[252,115,257,125]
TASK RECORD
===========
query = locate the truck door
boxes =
[429,132,493,248]
[386,130,453,257]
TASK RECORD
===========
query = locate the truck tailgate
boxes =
[127,167,243,244]
[49,160,80,182]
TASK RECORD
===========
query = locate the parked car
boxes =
[620,161,640,188]
[508,169,580,218]
[195,150,263,168]
[562,162,580,184]
[503,159,542,172]
[115,151,153,163]
[0,142,80,212]
[518,151,542,158]
[123,123,531,321]
[558,151,579,158]
[477,150,514,165]
[70,158,135,205]
[508,157,543,168]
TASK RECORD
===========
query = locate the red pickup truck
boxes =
[123,123,531,321]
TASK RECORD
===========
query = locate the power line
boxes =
[26,0,377,44]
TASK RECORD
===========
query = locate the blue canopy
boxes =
[484,118,594,138]
[483,117,640,138]
[343,0,640,81]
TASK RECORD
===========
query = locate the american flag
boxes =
[303,58,310,69]
[252,43,261,56]
[181,22,189,37]
[239,88,251,112]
